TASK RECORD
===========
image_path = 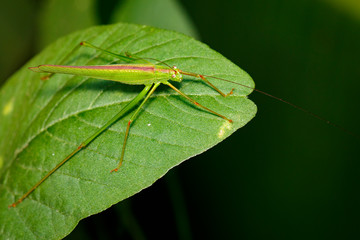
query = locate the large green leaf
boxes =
[0,23,256,239]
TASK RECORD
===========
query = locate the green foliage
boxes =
[111,0,199,38]
[0,23,256,239]
[37,0,98,49]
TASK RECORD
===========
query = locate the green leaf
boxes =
[0,23,256,239]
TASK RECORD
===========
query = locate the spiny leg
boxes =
[199,74,234,97]
[80,41,134,63]
[180,71,234,97]
[124,51,168,66]
[9,85,152,208]
[164,82,233,123]
[9,146,82,208]
[111,82,161,172]
[81,43,154,65]
[40,42,135,80]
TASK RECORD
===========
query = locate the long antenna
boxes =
[200,74,359,139]
[113,50,357,138]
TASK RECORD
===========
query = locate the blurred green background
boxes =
[1,0,359,239]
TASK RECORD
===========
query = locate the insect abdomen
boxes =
[30,64,171,85]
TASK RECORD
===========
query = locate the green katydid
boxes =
[9,41,238,208]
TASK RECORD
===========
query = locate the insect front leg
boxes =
[198,74,234,97]
[164,82,233,123]
[179,70,234,97]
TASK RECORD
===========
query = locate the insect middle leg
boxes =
[111,82,161,172]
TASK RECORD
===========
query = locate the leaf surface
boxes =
[0,23,256,239]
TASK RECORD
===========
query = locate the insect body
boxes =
[30,64,183,85]
[9,42,234,207]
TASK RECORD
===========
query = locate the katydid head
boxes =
[170,66,183,82]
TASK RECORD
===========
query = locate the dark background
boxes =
[1,0,359,239]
